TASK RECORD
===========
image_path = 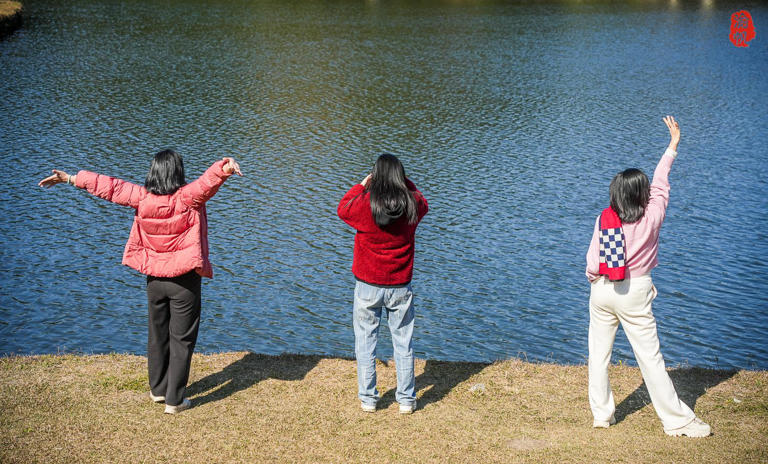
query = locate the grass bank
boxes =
[0,1,22,37]
[1,352,766,463]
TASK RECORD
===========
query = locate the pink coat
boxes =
[75,160,232,278]
[586,151,675,281]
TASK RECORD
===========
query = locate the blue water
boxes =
[1,0,767,369]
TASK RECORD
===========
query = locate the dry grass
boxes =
[1,352,766,463]
[0,0,21,37]
[0,1,21,19]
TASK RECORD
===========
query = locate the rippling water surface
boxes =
[1,0,766,368]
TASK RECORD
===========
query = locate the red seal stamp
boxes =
[730,10,756,47]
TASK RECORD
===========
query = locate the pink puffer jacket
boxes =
[75,159,232,278]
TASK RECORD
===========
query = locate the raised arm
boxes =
[39,169,145,208]
[405,178,429,220]
[337,174,371,231]
[179,157,242,209]
[645,116,680,226]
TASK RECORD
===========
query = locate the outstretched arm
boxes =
[179,157,242,209]
[39,169,145,208]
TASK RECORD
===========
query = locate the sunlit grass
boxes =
[0,352,766,463]
[0,1,21,19]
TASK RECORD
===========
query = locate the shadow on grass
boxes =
[615,367,738,423]
[186,352,321,407]
[378,359,489,410]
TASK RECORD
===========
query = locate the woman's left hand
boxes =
[222,157,243,176]
[38,170,72,188]
[360,174,372,187]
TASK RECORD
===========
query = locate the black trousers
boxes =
[146,271,202,406]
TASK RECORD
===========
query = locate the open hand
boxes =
[38,170,71,188]
[222,157,243,176]
[360,174,372,187]
[663,115,680,149]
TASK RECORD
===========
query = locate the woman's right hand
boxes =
[38,170,72,188]
[222,157,243,176]
[663,115,680,151]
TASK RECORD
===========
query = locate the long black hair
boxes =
[144,149,186,195]
[367,153,418,227]
[609,168,650,223]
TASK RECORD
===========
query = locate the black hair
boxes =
[609,168,650,223]
[144,149,186,195]
[367,153,418,228]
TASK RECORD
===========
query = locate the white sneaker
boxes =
[593,415,616,428]
[399,402,416,414]
[664,417,711,437]
[149,392,165,403]
[164,398,192,414]
[361,402,376,413]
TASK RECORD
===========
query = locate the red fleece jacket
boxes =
[337,180,428,286]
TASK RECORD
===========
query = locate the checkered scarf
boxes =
[598,207,626,281]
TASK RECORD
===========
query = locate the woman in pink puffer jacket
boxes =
[39,150,242,414]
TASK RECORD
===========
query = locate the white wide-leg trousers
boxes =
[588,274,695,430]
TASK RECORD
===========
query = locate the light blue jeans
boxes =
[353,280,416,407]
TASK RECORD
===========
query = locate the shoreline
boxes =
[1,351,766,463]
[0,1,22,38]
[3,347,760,372]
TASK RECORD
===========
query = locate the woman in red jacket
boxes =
[338,153,428,414]
[39,150,241,414]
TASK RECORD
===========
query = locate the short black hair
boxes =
[609,168,650,223]
[144,149,186,195]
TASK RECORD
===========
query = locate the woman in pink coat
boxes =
[39,150,242,414]
[585,117,710,437]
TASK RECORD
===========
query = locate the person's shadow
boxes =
[378,359,489,410]
[614,367,737,423]
[186,352,321,407]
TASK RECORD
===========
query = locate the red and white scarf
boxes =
[598,207,626,281]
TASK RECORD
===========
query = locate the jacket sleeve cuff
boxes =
[663,148,678,159]
[209,159,231,179]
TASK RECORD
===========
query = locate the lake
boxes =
[1,0,766,369]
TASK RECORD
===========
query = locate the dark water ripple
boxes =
[1,0,767,369]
